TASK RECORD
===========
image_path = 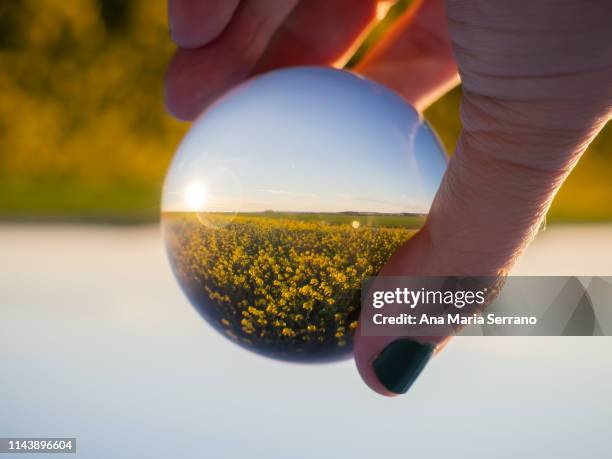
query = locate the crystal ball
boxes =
[162,67,447,362]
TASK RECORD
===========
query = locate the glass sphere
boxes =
[162,67,447,362]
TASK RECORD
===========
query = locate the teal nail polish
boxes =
[373,339,434,394]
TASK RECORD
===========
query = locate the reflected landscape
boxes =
[164,211,422,361]
[162,67,447,361]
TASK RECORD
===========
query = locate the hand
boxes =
[165,0,612,396]
[165,0,458,118]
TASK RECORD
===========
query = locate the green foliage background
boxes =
[0,0,610,222]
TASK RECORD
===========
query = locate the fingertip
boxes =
[354,332,437,396]
[354,335,401,397]
[169,0,240,48]
[165,45,251,121]
[164,88,196,122]
[164,50,202,121]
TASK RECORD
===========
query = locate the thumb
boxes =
[354,0,612,396]
[354,92,610,395]
[354,88,612,398]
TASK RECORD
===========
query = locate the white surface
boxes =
[1,224,611,458]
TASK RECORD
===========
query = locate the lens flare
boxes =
[183,181,208,211]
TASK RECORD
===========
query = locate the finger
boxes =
[355,332,452,396]
[354,0,612,395]
[355,100,610,397]
[356,0,459,111]
[169,0,241,48]
[165,0,300,120]
[354,230,454,397]
[354,100,607,395]
[254,0,378,72]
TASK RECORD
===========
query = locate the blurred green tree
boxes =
[0,0,609,222]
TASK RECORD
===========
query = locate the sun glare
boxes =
[184,181,209,211]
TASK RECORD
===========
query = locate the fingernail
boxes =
[373,339,434,394]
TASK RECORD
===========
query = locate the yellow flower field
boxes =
[163,212,417,361]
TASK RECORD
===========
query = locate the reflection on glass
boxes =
[162,67,447,362]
